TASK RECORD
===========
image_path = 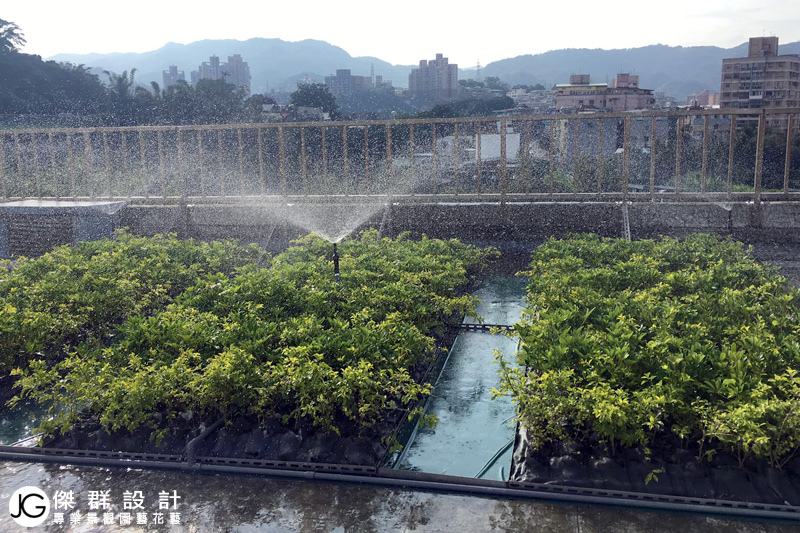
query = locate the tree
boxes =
[0,18,25,54]
[484,76,509,91]
[290,83,339,119]
[193,78,246,124]
[104,68,138,125]
[458,79,483,88]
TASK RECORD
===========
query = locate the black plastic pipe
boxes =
[185,418,223,466]
[0,449,797,522]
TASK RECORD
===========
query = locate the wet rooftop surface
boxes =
[396,277,525,480]
[1,461,798,532]
[1,243,800,531]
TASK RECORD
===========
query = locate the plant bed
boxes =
[498,234,800,506]
[0,230,262,403]
[11,230,497,467]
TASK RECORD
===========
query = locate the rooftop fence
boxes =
[1,108,798,205]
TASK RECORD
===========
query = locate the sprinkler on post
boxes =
[333,242,340,284]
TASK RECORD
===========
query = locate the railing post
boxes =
[573,118,579,192]
[103,131,112,198]
[198,130,206,198]
[548,119,555,195]
[301,127,308,196]
[83,132,93,199]
[477,122,483,194]
[48,132,57,199]
[139,130,147,199]
[0,135,6,200]
[121,131,129,200]
[280,126,287,196]
[32,134,41,198]
[237,128,244,196]
[649,117,656,200]
[755,108,766,207]
[67,133,75,199]
[363,125,369,194]
[385,124,393,197]
[342,125,348,196]
[217,129,225,197]
[701,115,709,193]
[157,129,166,199]
[675,117,682,195]
[525,120,531,194]
[409,124,415,196]
[728,115,736,197]
[454,122,459,195]
[178,129,186,201]
[622,116,631,199]
[500,120,507,205]
[432,123,437,195]
[257,128,265,196]
[598,118,604,193]
[322,126,328,192]
[784,114,794,196]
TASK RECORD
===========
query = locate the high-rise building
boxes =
[325,69,370,96]
[408,53,459,102]
[720,37,800,130]
[162,66,185,89]
[190,55,252,95]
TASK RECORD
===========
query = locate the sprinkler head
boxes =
[333,242,340,284]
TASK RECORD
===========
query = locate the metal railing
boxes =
[0,108,798,205]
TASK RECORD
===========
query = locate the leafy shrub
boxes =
[0,230,261,374]
[13,230,497,438]
[496,234,800,468]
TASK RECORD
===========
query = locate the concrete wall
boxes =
[109,201,800,254]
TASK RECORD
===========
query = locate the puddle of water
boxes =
[0,398,49,445]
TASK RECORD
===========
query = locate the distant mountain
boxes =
[49,38,416,94]
[467,42,800,100]
[49,39,800,101]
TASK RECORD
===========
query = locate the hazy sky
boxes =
[5,0,800,66]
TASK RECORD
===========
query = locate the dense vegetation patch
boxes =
[497,234,800,469]
[0,231,261,376]
[11,231,496,443]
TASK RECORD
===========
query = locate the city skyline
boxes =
[5,0,800,67]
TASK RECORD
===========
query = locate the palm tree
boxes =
[104,68,137,100]
[104,68,137,125]
[0,19,26,54]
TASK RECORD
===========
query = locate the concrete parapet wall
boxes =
[112,201,800,249]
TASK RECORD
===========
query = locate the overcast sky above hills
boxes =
[6,0,800,67]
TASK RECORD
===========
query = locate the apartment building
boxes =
[408,53,459,102]
[162,66,185,89]
[720,37,800,130]
[555,74,655,112]
[190,55,252,95]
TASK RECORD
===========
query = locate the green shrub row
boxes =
[497,234,800,468]
[0,231,261,374]
[12,231,497,440]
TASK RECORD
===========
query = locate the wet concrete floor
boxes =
[1,460,798,532]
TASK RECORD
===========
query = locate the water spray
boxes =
[333,242,340,284]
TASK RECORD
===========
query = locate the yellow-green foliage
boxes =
[12,230,497,438]
[497,234,800,468]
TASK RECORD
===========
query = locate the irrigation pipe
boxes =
[185,418,223,466]
[0,446,796,522]
[474,437,514,479]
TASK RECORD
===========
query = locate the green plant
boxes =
[497,234,800,468]
[12,230,497,439]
